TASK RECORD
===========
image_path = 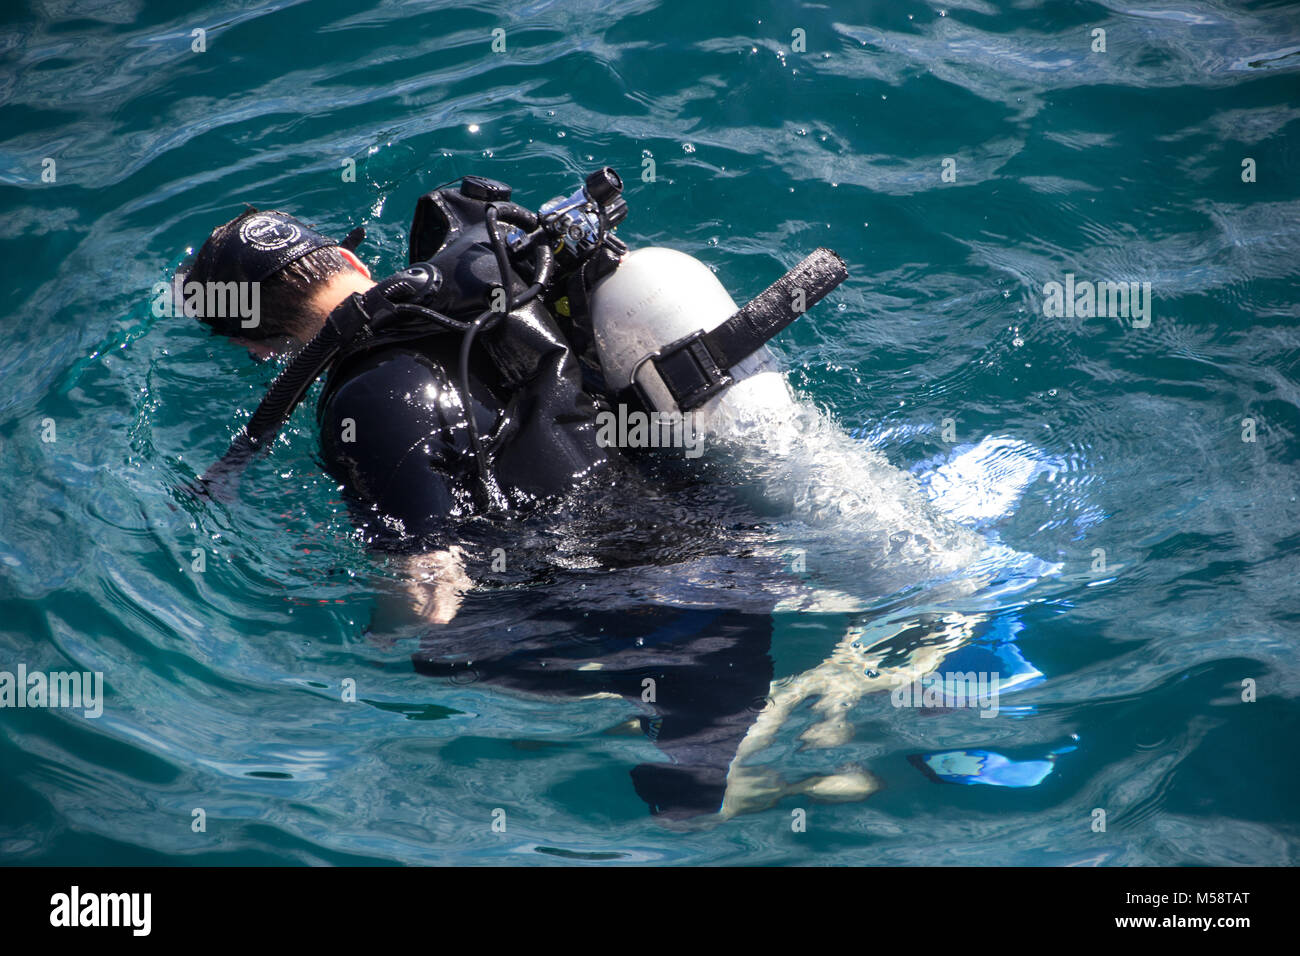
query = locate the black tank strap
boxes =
[708,247,847,369]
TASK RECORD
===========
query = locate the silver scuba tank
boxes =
[587,246,801,443]
[586,244,999,591]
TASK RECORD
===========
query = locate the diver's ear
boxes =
[338,247,371,279]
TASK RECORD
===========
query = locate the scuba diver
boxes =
[185,168,847,617]
[181,168,860,818]
[184,173,635,619]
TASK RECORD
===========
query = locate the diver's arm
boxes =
[317,349,487,623]
[318,348,481,541]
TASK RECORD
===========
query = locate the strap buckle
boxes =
[631,329,734,412]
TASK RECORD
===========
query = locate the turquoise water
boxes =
[2,0,1299,865]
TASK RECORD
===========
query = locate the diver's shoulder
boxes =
[319,344,453,418]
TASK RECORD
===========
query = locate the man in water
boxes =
[180,185,951,820]
[180,194,805,819]
[182,203,617,622]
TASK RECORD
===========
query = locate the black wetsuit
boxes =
[413,581,777,820]
[311,180,783,818]
[317,343,493,542]
[313,322,782,818]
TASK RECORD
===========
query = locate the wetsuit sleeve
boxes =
[317,349,474,547]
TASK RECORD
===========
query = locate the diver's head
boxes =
[184,207,372,346]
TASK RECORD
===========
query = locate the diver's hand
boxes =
[405,546,472,624]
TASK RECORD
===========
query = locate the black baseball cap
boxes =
[183,208,364,287]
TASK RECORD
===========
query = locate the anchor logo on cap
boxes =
[240,214,301,251]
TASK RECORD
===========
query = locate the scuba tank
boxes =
[586,244,849,441]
